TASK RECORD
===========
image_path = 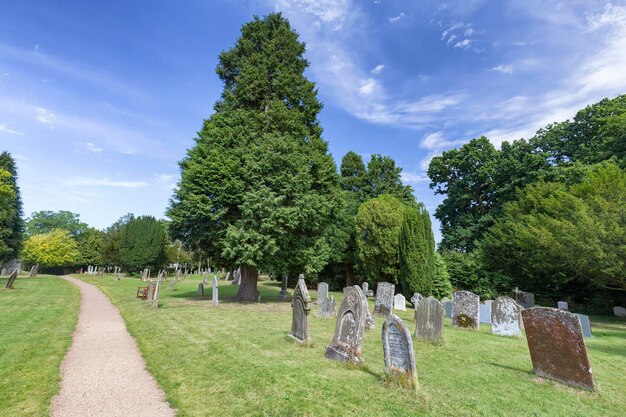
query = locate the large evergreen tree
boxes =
[168,14,341,300]
[0,152,23,263]
[119,216,167,272]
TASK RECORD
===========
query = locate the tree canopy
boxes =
[0,152,23,263]
[119,216,167,272]
[26,210,89,238]
[21,229,80,268]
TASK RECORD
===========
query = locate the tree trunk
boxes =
[234,265,260,301]
[346,263,354,287]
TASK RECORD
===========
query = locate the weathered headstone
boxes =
[614,306,626,317]
[414,296,444,344]
[374,282,395,317]
[452,290,480,330]
[317,282,329,304]
[1,268,6,276]
[479,303,492,324]
[152,277,162,308]
[382,314,418,390]
[289,275,312,344]
[394,294,406,311]
[444,301,452,318]
[522,307,595,391]
[317,296,336,318]
[362,282,373,297]
[575,313,592,338]
[29,265,38,277]
[198,283,204,296]
[4,270,18,289]
[342,286,349,295]
[515,290,535,309]
[491,296,522,337]
[325,285,368,364]
[212,277,219,307]
[365,306,375,330]
[557,301,568,310]
[279,274,289,298]
[146,282,156,303]
[411,293,423,309]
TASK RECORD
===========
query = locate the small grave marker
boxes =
[394,294,406,311]
[382,314,418,390]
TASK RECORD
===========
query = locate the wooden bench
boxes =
[136,286,149,300]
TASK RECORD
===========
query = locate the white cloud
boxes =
[371,64,385,74]
[359,78,378,95]
[63,176,147,188]
[0,124,23,135]
[36,107,57,124]
[492,64,513,74]
[85,142,103,153]
[389,12,406,23]
[454,39,472,49]
[401,171,429,183]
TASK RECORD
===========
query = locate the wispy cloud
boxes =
[63,176,148,188]
[389,12,405,23]
[36,107,57,124]
[491,64,513,74]
[85,142,103,153]
[0,124,23,135]
[371,64,385,74]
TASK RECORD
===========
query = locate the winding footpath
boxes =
[50,276,176,417]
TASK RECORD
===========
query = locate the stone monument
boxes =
[515,289,535,309]
[4,270,18,289]
[382,314,418,390]
[317,296,336,318]
[289,275,312,344]
[411,293,423,309]
[452,290,480,330]
[414,296,444,344]
[374,282,395,317]
[317,282,329,304]
[212,277,219,307]
[325,285,368,364]
[614,306,626,317]
[394,294,406,311]
[491,296,522,337]
[557,301,568,310]
[198,283,204,296]
[279,275,289,298]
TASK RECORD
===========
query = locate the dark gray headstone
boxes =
[279,274,289,298]
[522,307,595,391]
[325,286,368,364]
[414,296,444,343]
[515,290,535,309]
[382,314,418,390]
[444,301,452,318]
[411,293,423,309]
[575,313,592,338]
[198,283,204,296]
[374,282,395,317]
[317,282,328,304]
[491,296,522,337]
[452,290,480,330]
[4,270,18,289]
[614,306,626,317]
[557,301,568,310]
[290,276,311,343]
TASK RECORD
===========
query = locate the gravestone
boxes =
[365,306,375,330]
[361,282,373,297]
[1,268,6,276]
[614,306,626,317]
[279,275,289,298]
[452,290,480,330]
[317,282,329,304]
[444,301,452,318]
[515,290,535,309]
[225,271,232,281]
[289,275,312,344]
[4,270,18,289]
[374,282,395,317]
[198,283,204,296]
[414,296,444,343]
[152,277,162,308]
[382,314,419,390]
[202,278,208,286]
[522,307,595,391]
[146,282,156,303]
[479,303,492,324]
[557,301,568,310]
[394,294,407,311]
[317,296,336,318]
[29,265,38,277]
[325,285,368,364]
[342,287,349,295]
[411,293,423,309]
[575,313,592,338]
[212,277,219,307]
[491,296,522,337]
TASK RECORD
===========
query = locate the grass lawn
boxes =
[76,274,625,416]
[0,275,80,417]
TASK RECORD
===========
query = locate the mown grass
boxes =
[0,275,80,417]
[75,274,626,417]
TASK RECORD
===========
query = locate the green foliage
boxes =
[101,213,134,266]
[119,216,166,272]
[0,152,23,262]
[432,252,452,299]
[366,154,414,204]
[21,229,81,267]
[76,227,105,266]
[355,195,406,285]
[26,210,89,238]
[440,250,507,299]
[398,203,436,298]
[168,13,341,285]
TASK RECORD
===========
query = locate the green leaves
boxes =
[22,229,80,267]
[119,216,167,272]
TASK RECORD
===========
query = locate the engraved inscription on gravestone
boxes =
[374,282,395,317]
[325,286,368,364]
[491,296,522,337]
[382,314,418,390]
[452,290,480,330]
[414,296,444,344]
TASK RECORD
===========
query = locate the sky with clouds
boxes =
[1,0,625,242]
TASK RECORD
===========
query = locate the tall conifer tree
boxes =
[0,152,23,263]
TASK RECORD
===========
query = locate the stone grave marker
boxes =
[198,283,204,296]
[361,282,373,297]
[29,265,38,277]
[444,301,452,318]
[317,282,329,304]
[212,277,219,306]
[479,303,492,324]
[414,296,444,344]
[491,296,522,337]
[365,306,375,330]
[411,293,423,309]
[146,282,156,303]
[317,296,336,318]
[4,270,18,289]
[1,268,6,276]
[382,314,418,390]
[279,275,289,298]
[614,306,626,317]
[575,313,592,338]
[325,285,368,364]
[342,287,349,295]
[522,307,595,391]
[452,290,480,330]
[374,282,395,317]
[515,289,535,309]
[152,277,162,308]
[394,294,407,311]
[557,301,568,310]
[289,275,312,344]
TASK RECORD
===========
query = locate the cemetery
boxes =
[1,3,626,417]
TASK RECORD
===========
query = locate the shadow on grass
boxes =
[586,343,626,357]
[487,361,534,376]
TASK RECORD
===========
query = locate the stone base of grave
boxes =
[324,345,362,364]
[279,290,289,298]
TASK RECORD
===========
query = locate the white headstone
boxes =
[212,277,219,306]
[393,294,406,311]
[317,282,329,304]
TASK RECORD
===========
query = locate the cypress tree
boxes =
[0,152,23,263]
[119,216,166,272]
[398,203,436,298]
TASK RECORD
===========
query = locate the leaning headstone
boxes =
[317,296,336,318]
[614,306,626,317]
[411,293,423,309]
[374,282,395,317]
[491,296,522,337]
[198,283,204,296]
[444,301,452,318]
[522,307,595,391]
[167,274,179,290]
[414,296,444,344]
[1,268,6,276]
[575,313,592,338]
[225,271,232,281]
[394,294,407,311]
[557,301,568,310]
[452,290,480,330]
[515,290,535,309]
[4,270,18,289]
[212,277,219,306]
[479,303,492,324]
[279,275,289,298]
[152,277,162,308]
[325,285,368,364]
[317,282,329,304]
[289,275,312,344]
[382,314,419,390]
[29,265,38,277]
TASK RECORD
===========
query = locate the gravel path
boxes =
[50,276,176,417]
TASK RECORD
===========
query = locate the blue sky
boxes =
[1,1,625,242]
